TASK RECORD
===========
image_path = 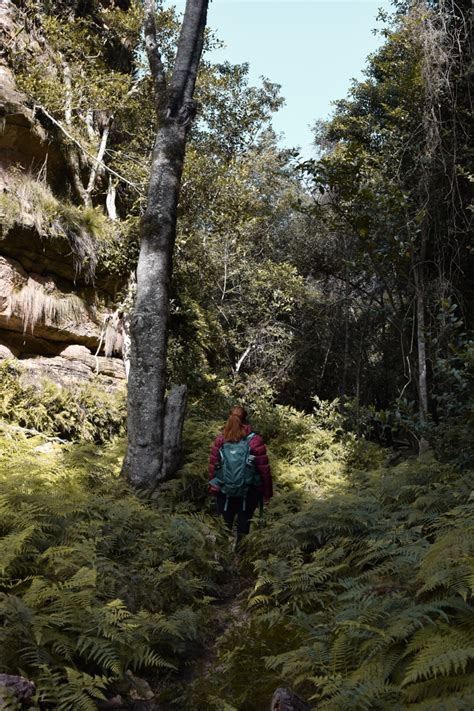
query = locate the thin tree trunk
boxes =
[413,221,429,453]
[86,115,113,204]
[65,143,88,205]
[62,60,72,126]
[122,0,209,488]
[415,271,428,426]
[341,269,350,398]
[319,332,334,387]
[235,344,253,374]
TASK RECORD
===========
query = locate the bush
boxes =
[430,339,474,469]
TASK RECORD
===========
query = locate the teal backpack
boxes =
[210,433,261,510]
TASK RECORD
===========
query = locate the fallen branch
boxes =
[0,420,67,443]
[29,104,143,195]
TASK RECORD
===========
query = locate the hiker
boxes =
[208,406,273,542]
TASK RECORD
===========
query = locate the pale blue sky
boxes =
[168,1,392,156]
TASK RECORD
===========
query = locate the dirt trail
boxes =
[152,554,253,709]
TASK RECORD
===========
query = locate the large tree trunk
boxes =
[122,0,208,487]
[123,122,187,487]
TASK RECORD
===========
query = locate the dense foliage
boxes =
[0,427,225,709]
[0,361,126,443]
[1,0,473,708]
[1,403,473,708]
[8,0,471,431]
[191,409,474,709]
[287,1,473,426]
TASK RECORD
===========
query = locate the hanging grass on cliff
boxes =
[0,169,114,279]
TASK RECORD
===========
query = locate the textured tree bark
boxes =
[415,272,428,425]
[270,687,311,711]
[414,258,430,454]
[413,217,430,454]
[122,0,208,488]
[162,384,188,480]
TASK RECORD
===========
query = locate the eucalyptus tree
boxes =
[298,0,472,442]
[122,0,209,487]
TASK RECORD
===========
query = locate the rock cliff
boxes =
[0,0,126,389]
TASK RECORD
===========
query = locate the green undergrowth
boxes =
[183,408,474,710]
[0,431,229,709]
[0,360,126,443]
[1,396,473,709]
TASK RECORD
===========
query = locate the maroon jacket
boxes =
[208,423,273,501]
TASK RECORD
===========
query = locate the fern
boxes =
[0,432,228,706]
[2,402,473,709]
[193,418,474,710]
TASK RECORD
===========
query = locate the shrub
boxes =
[199,455,474,710]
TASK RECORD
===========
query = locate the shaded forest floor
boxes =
[154,554,253,709]
[1,403,474,710]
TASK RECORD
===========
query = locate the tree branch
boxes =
[143,0,167,115]
[86,115,113,201]
[182,2,207,105]
[235,344,254,374]
[62,60,72,126]
[0,420,67,443]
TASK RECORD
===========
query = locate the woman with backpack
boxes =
[208,406,273,542]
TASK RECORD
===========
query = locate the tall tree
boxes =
[122,0,209,487]
[296,0,472,441]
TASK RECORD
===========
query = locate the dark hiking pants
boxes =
[216,488,262,541]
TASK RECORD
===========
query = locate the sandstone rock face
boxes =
[20,355,94,387]
[59,345,97,369]
[0,344,14,360]
[96,357,126,380]
[0,1,125,388]
[59,344,126,379]
[19,354,125,391]
[0,1,65,191]
[0,254,101,348]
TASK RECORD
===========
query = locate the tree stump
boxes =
[270,687,311,711]
[161,384,187,480]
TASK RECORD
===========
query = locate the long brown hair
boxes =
[223,406,248,443]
